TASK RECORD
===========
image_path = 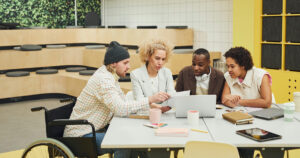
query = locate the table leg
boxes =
[259,148,285,158]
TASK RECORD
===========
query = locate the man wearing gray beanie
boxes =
[64,41,170,158]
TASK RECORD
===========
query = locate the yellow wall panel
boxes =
[233,0,300,104]
[266,69,300,103]
[233,0,254,54]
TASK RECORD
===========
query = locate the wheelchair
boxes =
[21,98,112,158]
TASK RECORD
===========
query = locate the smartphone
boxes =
[236,128,282,142]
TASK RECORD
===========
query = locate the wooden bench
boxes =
[0,28,220,100]
[0,70,131,99]
[0,47,221,75]
[0,28,193,47]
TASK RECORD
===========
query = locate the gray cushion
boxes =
[6,71,30,77]
[66,67,87,72]
[108,25,126,28]
[84,25,99,28]
[29,26,47,29]
[46,45,66,49]
[79,70,96,76]
[66,26,83,29]
[36,69,58,74]
[13,46,21,50]
[85,45,105,49]
[166,26,188,29]
[173,49,194,54]
[137,25,157,29]
[21,45,42,51]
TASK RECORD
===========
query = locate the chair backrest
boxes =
[184,141,240,158]
[45,101,75,138]
[272,93,276,104]
[85,12,101,27]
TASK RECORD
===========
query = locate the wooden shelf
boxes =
[0,47,221,75]
[0,28,193,47]
[0,70,132,99]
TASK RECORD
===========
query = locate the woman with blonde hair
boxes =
[130,39,175,113]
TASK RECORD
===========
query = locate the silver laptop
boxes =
[174,95,216,118]
[248,108,284,120]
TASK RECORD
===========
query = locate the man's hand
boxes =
[148,92,170,104]
[161,106,171,113]
[150,103,162,109]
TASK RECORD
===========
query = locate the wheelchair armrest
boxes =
[49,119,88,126]
[59,97,76,103]
[49,119,96,137]
[31,106,47,112]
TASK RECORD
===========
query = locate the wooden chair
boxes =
[184,141,240,158]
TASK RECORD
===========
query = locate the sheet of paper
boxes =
[170,90,190,97]
[161,90,190,107]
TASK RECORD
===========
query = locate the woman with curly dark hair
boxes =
[222,47,272,108]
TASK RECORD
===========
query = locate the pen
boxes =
[191,128,208,133]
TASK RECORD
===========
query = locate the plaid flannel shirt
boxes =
[64,65,149,137]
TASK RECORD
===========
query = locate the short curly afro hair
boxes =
[224,47,254,71]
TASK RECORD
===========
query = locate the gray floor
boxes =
[0,98,66,153]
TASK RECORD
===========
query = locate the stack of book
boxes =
[222,111,254,125]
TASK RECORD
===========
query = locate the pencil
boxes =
[191,128,208,133]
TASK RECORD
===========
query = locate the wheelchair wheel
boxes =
[22,138,74,158]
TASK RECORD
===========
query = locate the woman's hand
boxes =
[223,94,241,108]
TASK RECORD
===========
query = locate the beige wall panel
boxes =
[0,48,83,70]
[0,71,143,99]
[39,74,66,94]
[82,49,106,68]
[61,48,84,66]
[128,53,143,72]
[0,74,41,98]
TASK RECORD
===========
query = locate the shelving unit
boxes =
[259,0,300,102]
[261,0,300,71]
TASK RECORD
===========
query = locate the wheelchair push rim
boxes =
[22,138,74,158]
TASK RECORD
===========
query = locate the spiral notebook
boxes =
[222,111,253,125]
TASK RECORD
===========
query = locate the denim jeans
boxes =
[238,148,254,158]
[83,132,131,158]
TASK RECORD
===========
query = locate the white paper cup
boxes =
[284,102,295,122]
[294,92,300,112]
[149,108,162,124]
[187,110,199,127]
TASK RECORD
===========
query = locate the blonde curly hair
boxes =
[138,39,173,63]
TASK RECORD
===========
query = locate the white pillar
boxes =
[74,0,78,26]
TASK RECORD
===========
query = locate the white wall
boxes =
[102,0,232,56]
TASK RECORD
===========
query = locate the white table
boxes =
[204,105,300,148]
[102,106,300,157]
[102,111,212,149]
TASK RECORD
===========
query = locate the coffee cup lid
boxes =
[294,92,300,96]
[285,102,295,107]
